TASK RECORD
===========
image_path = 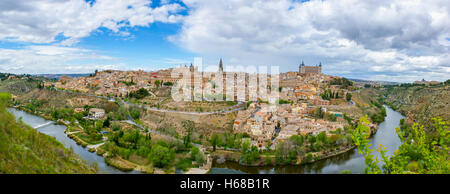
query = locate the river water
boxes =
[8,108,141,174]
[209,106,404,174]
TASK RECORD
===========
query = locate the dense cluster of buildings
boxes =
[45,69,182,97]
[233,102,345,148]
[47,60,340,102]
[231,62,352,148]
[46,59,274,101]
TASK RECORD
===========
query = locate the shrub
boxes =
[111,123,121,131]
[149,144,174,168]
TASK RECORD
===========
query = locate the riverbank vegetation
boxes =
[368,100,386,124]
[100,125,206,173]
[211,127,355,166]
[352,115,449,174]
[0,93,97,174]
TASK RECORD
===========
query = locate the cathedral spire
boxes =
[299,60,304,68]
[219,58,223,72]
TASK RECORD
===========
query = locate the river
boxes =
[209,106,404,174]
[8,108,141,174]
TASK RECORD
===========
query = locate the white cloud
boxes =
[171,0,450,82]
[0,0,185,45]
[0,45,121,74]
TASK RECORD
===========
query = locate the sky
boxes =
[0,0,449,82]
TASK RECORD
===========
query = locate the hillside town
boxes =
[43,60,359,149]
[45,69,178,97]
[233,62,353,148]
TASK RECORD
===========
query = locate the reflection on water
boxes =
[8,108,141,174]
[210,106,404,174]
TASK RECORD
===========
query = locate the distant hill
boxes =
[0,75,43,95]
[0,93,97,174]
[348,78,400,86]
[35,73,91,79]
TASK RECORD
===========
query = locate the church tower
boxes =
[189,63,194,72]
[219,58,223,72]
[318,62,322,74]
[299,60,305,74]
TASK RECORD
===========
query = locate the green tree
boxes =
[124,130,140,149]
[182,120,195,148]
[314,107,324,119]
[317,132,328,144]
[351,115,381,173]
[304,153,313,163]
[346,93,352,101]
[240,140,260,165]
[129,107,141,120]
[190,146,205,165]
[289,135,304,147]
[155,80,161,88]
[103,116,111,127]
[104,102,119,113]
[149,145,173,168]
[37,81,43,89]
[111,123,121,131]
[129,88,149,99]
[266,140,272,151]
[163,81,173,86]
[210,133,218,151]
[95,120,103,132]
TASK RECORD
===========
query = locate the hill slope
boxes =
[0,93,97,174]
[382,84,449,132]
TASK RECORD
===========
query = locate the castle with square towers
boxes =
[299,61,322,75]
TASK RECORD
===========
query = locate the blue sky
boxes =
[76,0,195,68]
[78,24,195,69]
[0,0,449,82]
[75,0,196,70]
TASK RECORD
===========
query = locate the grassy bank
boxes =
[0,93,98,174]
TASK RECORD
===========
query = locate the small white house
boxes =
[89,108,105,119]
